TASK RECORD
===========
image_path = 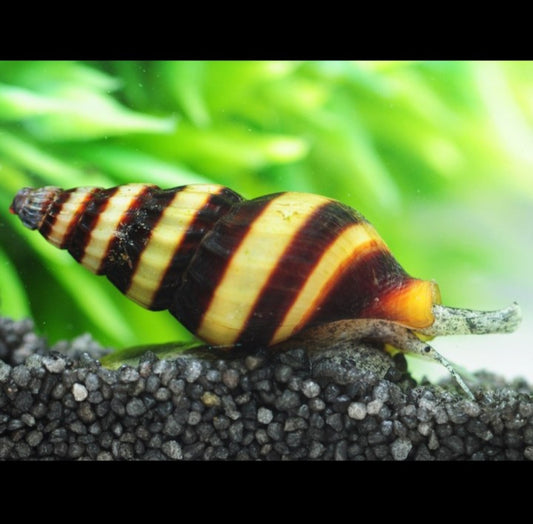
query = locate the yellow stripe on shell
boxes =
[270,223,387,345]
[126,184,227,308]
[45,187,95,248]
[196,192,332,346]
[80,184,151,274]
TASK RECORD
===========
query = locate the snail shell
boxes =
[10,182,522,398]
[9,183,438,346]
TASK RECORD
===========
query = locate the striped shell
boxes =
[10,183,440,347]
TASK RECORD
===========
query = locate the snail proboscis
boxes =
[10,183,522,398]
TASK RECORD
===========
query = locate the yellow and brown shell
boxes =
[9,183,440,347]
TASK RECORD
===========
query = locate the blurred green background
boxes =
[0,61,531,380]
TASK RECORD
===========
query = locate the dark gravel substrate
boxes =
[1,315,532,460]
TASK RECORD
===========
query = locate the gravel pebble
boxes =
[221,369,239,389]
[126,398,146,417]
[85,373,100,391]
[301,379,320,398]
[162,440,183,459]
[0,361,10,382]
[524,446,533,460]
[43,356,66,374]
[257,407,273,424]
[1,315,533,461]
[184,361,202,383]
[309,441,325,459]
[12,366,31,387]
[367,399,383,416]
[72,384,88,402]
[391,438,412,460]
[119,367,139,383]
[201,392,220,407]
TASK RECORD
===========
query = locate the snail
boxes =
[10,182,522,398]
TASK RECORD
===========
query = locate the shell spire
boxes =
[9,183,244,312]
[10,187,62,230]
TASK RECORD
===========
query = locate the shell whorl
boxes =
[10,183,439,347]
[9,186,63,230]
[172,192,438,346]
[11,183,243,312]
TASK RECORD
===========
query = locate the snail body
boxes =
[10,182,522,398]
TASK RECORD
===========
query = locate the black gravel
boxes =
[1,315,532,460]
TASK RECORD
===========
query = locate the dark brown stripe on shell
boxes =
[306,247,410,327]
[152,186,243,311]
[59,188,100,250]
[234,200,362,346]
[67,187,119,263]
[38,189,72,240]
[102,184,166,294]
[169,193,275,336]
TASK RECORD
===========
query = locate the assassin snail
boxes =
[10,182,522,398]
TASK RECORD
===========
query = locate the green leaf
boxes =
[0,61,120,93]
[156,61,211,126]
[170,123,309,174]
[23,87,176,141]
[67,143,213,187]
[0,246,31,319]
[0,83,59,120]
[0,129,90,185]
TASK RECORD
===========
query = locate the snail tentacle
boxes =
[421,303,522,337]
[295,318,475,399]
